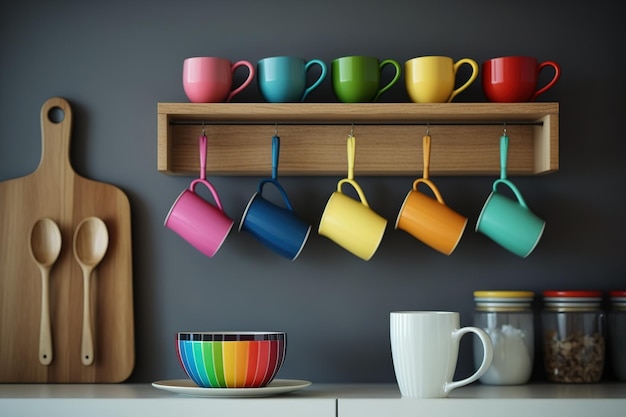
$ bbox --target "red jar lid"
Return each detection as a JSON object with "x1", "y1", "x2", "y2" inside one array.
[
  {"x1": 544, "y1": 290, "x2": 602, "y2": 310},
  {"x1": 543, "y1": 290, "x2": 602, "y2": 298},
  {"x1": 610, "y1": 290, "x2": 626, "y2": 298}
]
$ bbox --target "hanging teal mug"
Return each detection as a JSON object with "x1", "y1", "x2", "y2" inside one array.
[
  {"x1": 475, "y1": 179, "x2": 545, "y2": 258},
  {"x1": 475, "y1": 134, "x2": 545, "y2": 257}
]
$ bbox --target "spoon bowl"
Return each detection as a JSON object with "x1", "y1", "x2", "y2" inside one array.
[
  {"x1": 29, "y1": 218, "x2": 62, "y2": 366},
  {"x1": 73, "y1": 216, "x2": 109, "y2": 366}
]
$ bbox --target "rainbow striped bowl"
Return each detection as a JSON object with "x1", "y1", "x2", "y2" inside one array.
[{"x1": 176, "y1": 331, "x2": 286, "y2": 388}]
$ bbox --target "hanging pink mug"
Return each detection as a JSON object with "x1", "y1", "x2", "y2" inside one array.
[{"x1": 164, "y1": 135, "x2": 234, "y2": 257}]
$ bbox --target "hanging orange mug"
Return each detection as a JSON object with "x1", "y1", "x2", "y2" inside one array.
[
  {"x1": 396, "y1": 178, "x2": 467, "y2": 255},
  {"x1": 395, "y1": 134, "x2": 467, "y2": 255}
]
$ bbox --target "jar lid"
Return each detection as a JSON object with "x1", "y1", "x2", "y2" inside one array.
[
  {"x1": 474, "y1": 290, "x2": 534, "y2": 310},
  {"x1": 610, "y1": 290, "x2": 626, "y2": 306},
  {"x1": 474, "y1": 290, "x2": 535, "y2": 299},
  {"x1": 543, "y1": 290, "x2": 602, "y2": 309},
  {"x1": 543, "y1": 290, "x2": 602, "y2": 298}
]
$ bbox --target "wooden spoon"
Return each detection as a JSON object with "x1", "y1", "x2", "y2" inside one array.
[
  {"x1": 73, "y1": 217, "x2": 108, "y2": 366},
  {"x1": 29, "y1": 218, "x2": 62, "y2": 366}
]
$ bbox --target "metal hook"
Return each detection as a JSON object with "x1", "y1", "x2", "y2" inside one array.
[
  {"x1": 503, "y1": 121, "x2": 507, "y2": 135},
  {"x1": 426, "y1": 122, "x2": 430, "y2": 136},
  {"x1": 202, "y1": 120, "x2": 205, "y2": 136},
  {"x1": 349, "y1": 122, "x2": 354, "y2": 138},
  {"x1": 274, "y1": 122, "x2": 278, "y2": 136}
]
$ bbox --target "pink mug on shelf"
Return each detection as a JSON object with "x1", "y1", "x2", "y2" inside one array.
[
  {"x1": 164, "y1": 135, "x2": 234, "y2": 257},
  {"x1": 183, "y1": 56, "x2": 255, "y2": 103}
]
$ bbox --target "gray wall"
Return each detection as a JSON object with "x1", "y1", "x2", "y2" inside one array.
[{"x1": 1, "y1": 0, "x2": 624, "y2": 383}]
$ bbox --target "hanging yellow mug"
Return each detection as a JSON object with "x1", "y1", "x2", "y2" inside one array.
[
  {"x1": 319, "y1": 178, "x2": 387, "y2": 261},
  {"x1": 318, "y1": 135, "x2": 387, "y2": 260}
]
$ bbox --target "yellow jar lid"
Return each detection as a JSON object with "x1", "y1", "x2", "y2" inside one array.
[{"x1": 474, "y1": 291, "x2": 535, "y2": 298}]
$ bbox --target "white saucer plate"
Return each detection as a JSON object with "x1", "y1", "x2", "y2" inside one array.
[{"x1": 151, "y1": 378, "x2": 312, "y2": 398}]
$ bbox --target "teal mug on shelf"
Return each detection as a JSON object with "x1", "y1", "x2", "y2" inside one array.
[{"x1": 257, "y1": 56, "x2": 327, "y2": 103}]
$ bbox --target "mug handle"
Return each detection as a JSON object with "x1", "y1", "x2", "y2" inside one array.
[
  {"x1": 198, "y1": 134, "x2": 208, "y2": 181},
  {"x1": 374, "y1": 59, "x2": 401, "y2": 102},
  {"x1": 339, "y1": 135, "x2": 370, "y2": 206},
  {"x1": 226, "y1": 60, "x2": 255, "y2": 102},
  {"x1": 337, "y1": 178, "x2": 370, "y2": 208},
  {"x1": 301, "y1": 59, "x2": 328, "y2": 102},
  {"x1": 271, "y1": 135, "x2": 280, "y2": 180},
  {"x1": 492, "y1": 178, "x2": 529, "y2": 209},
  {"x1": 422, "y1": 133, "x2": 431, "y2": 180},
  {"x1": 346, "y1": 134, "x2": 356, "y2": 180},
  {"x1": 448, "y1": 58, "x2": 479, "y2": 103},
  {"x1": 189, "y1": 178, "x2": 225, "y2": 211},
  {"x1": 530, "y1": 60, "x2": 561, "y2": 101},
  {"x1": 191, "y1": 134, "x2": 226, "y2": 210},
  {"x1": 499, "y1": 133, "x2": 508, "y2": 180},
  {"x1": 257, "y1": 178, "x2": 295, "y2": 212},
  {"x1": 412, "y1": 178, "x2": 445, "y2": 205},
  {"x1": 444, "y1": 326, "x2": 494, "y2": 394}
]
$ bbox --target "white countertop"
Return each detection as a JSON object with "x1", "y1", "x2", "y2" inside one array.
[
  {"x1": 4, "y1": 381, "x2": 626, "y2": 398},
  {"x1": 1, "y1": 382, "x2": 625, "y2": 417}
]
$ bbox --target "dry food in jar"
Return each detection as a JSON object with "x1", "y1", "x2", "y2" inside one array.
[
  {"x1": 543, "y1": 330, "x2": 605, "y2": 383},
  {"x1": 542, "y1": 290, "x2": 605, "y2": 383}
]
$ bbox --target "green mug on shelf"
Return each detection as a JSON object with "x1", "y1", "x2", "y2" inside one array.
[{"x1": 331, "y1": 56, "x2": 401, "y2": 103}]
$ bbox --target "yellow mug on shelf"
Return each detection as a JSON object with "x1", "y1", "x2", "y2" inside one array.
[{"x1": 405, "y1": 56, "x2": 478, "y2": 103}]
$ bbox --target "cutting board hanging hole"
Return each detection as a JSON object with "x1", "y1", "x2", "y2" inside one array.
[{"x1": 47, "y1": 107, "x2": 65, "y2": 124}]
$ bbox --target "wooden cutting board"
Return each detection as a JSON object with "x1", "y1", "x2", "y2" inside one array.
[{"x1": 0, "y1": 97, "x2": 134, "y2": 382}]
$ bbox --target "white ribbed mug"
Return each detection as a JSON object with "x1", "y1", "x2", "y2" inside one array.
[{"x1": 390, "y1": 311, "x2": 493, "y2": 398}]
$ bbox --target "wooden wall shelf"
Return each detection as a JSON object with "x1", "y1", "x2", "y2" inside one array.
[{"x1": 157, "y1": 102, "x2": 558, "y2": 176}]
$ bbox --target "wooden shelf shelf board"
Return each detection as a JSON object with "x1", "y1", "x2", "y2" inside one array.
[{"x1": 157, "y1": 103, "x2": 559, "y2": 176}]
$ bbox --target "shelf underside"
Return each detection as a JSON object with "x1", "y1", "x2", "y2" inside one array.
[{"x1": 158, "y1": 103, "x2": 559, "y2": 176}]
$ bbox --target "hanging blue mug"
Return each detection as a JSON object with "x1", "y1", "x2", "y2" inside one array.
[{"x1": 239, "y1": 136, "x2": 311, "y2": 260}]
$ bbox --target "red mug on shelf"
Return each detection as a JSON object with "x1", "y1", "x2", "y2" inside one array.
[{"x1": 482, "y1": 56, "x2": 560, "y2": 102}]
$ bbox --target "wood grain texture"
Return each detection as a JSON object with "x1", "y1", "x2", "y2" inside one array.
[
  {"x1": 157, "y1": 103, "x2": 558, "y2": 176},
  {"x1": 0, "y1": 97, "x2": 134, "y2": 382}
]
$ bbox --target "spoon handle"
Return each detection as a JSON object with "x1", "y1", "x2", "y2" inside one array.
[
  {"x1": 39, "y1": 267, "x2": 53, "y2": 365},
  {"x1": 81, "y1": 267, "x2": 94, "y2": 366}
]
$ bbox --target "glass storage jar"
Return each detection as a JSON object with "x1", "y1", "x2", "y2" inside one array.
[
  {"x1": 542, "y1": 290, "x2": 605, "y2": 383},
  {"x1": 608, "y1": 290, "x2": 626, "y2": 381},
  {"x1": 473, "y1": 290, "x2": 535, "y2": 385}
]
